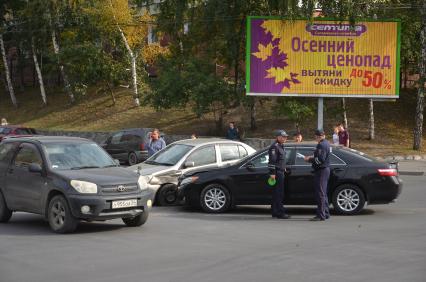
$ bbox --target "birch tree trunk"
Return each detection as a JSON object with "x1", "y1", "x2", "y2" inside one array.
[
  {"x1": 0, "y1": 34, "x2": 17, "y2": 107},
  {"x1": 51, "y1": 27, "x2": 75, "y2": 103},
  {"x1": 413, "y1": 1, "x2": 426, "y2": 150},
  {"x1": 368, "y1": 99, "x2": 375, "y2": 140},
  {"x1": 108, "y1": 0, "x2": 140, "y2": 106},
  {"x1": 32, "y1": 37, "x2": 47, "y2": 105}
]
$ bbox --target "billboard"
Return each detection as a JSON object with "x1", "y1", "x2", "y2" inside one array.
[{"x1": 246, "y1": 17, "x2": 401, "y2": 98}]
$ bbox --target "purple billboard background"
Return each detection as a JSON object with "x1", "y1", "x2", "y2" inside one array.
[{"x1": 249, "y1": 19, "x2": 300, "y2": 94}]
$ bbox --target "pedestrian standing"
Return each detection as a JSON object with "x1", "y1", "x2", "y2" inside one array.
[
  {"x1": 293, "y1": 132, "x2": 303, "y2": 143},
  {"x1": 226, "y1": 122, "x2": 240, "y2": 140},
  {"x1": 338, "y1": 123, "x2": 350, "y2": 147},
  {"x1": 268, "y1": 130, "x2": 291, "y2": 219},
  {"x1": 304, "y1": 129, "x2": 331, "y2": 221},
  {"x1": 1, "y1": 118, "x2": 8, "y2": 126},
  {"x1": 332, "y1": 126, "x2": 340, "y2": 145},
  {"x1": 146, "y1": 128, "x2": 166, "y2": 157}
]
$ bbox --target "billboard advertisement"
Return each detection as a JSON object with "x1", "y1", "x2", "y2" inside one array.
[{"x1": 246, "y1": 17, "x2": 401, "y2": 98}]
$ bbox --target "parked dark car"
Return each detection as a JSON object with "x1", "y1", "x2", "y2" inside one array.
[
  {"x1": 178, "y1": 142, "x2": 402, "y2": 215},
  {"x1": 0, "y1": 136, "x2": 152, "y2": 233},
  {"x1": 102, "y1": 128, "x2": 163, "y2": 166},
  {"x1": 0, "y1": 125, "x2": 37, "y2": 142}
]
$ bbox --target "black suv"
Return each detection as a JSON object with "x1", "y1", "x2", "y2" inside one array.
[
  {"x1": 0, "y1": 136, "x2": 152, "y2": 233},
  {"x1": 102, "y1": 128, "x2": 159, "y2": 166}
]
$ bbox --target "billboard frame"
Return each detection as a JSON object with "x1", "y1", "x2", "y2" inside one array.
[{"x1": 245, "y1": 16, "x2": 401, "y2": 99}]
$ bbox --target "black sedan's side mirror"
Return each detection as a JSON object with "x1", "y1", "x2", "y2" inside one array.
[
  {"x1": 28, "y1": 163, "x2": 43, "y2": 174},
  {"x1": 246, "y1": 162, "x2": 255, "y2": 170}
]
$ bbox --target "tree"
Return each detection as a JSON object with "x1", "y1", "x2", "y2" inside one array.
[{"x1": 0, "y1": 0, "x2": 19, "y2": 107}]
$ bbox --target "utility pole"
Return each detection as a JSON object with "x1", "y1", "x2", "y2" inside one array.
[{"x1": 414, "y1": 0, "x2": 426, "y2": 150}]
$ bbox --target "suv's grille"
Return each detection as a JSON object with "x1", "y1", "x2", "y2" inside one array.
[{"x1": 101, "y1": 183, "x2": 139, "y2": 194}]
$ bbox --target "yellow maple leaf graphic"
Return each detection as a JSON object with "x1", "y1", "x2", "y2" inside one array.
[
  {"x1": 265, "y1": 67, "x2": 289, "y2": 84},
  {"x1": 252, "y1": 43, "x2": 274, "y2": 61}
]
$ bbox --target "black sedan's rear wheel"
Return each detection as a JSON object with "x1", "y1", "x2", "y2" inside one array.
[
  {"x1": 200, "y1": 184, "x2": 231, "y2": 213},
  {"x1": 332, "y1": 184, "x2": 365, "y2": 215},
  {"x1": 122, "y1": 210, "x2": 149, "y2": 227},
  {"x1": 48, "y1": 195, "x2": 78, "y2": 233},
  {"x1": 0, "y1": 191, "x2": 12, "y2": 223},
  {"x1": 128, "y1": 152, "x2": 138, "y2": 166}
]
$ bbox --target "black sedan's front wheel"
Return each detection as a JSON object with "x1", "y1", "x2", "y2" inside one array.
[
  {"x1": 48, "y1": 195, "x2": 78, "y2": 233},
  {"x1": 200, "y1": 184, "x2": 231, "y2": 213},
  {"x1": 332, "y1": 184, "x2": 365, "y2": 215},
  {"x1": 128, "y1": 152, "x2": 139, "y2": 166}
]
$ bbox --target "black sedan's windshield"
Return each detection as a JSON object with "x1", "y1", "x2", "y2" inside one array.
[
  {"x1": 145, "y1": 144, "x2": 193, "y2": 166},
  {"x1": 43, "y1": 142, "x2": 116, "y2": 170}
]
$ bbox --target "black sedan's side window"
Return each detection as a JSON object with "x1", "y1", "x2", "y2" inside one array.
[
  {"x1": 14, "y1": 145, "x2": 43, "y2": 167},
  {"x1": 295, "y1": 148, "x2": 315, "y2": 166},
  {"x1": 251, "y1": 148, "x2": 294, "y2": 168}
]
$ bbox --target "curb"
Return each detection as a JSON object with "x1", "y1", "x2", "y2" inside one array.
[{"x1": 375, "y1": 154, "x2": 426, "y2": 161}]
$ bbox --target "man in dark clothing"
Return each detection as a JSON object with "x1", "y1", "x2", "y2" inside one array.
[
  {"x1": 226, "y1": 122, "x2": 240, "y2": 140},
  {"x1": 268, "y1": 130, "x2": 291, "y2": 219},
  {"x1": 305, "y1": 129, "x2": 331, "y2": 221},
  {"x1": 338, "y1": 123, "x2": 350, "y2": 147}
]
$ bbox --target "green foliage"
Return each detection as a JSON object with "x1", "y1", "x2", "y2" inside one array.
[{"x1": 274, "y1": 98, "x2": 315, "y2": 130}]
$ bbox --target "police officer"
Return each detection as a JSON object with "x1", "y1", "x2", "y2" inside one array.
[
  {"x1": 268, "y1": 130, "x2": 291, "y2": 219},
  {"x1": 305, "y1": 129, "x2": 331, "y2": 221}
]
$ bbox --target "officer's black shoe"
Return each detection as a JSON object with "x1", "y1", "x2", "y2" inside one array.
[
  {"x1": 310, "y1": 216, "x2": 325, "y2": 221},
  {"x1": 276, "y1": 214, "x2": 291, "y2": 219}
]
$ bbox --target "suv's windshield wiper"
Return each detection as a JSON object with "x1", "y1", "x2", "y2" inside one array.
[{"x1": 70, "y1": 166, "x2": 100, "y2": 170}]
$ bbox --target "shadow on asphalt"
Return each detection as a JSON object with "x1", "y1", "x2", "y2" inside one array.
[
  {"x1": 0, "y1": 214, "x2": 127, "y2": 236},
  {"x1": 154, "y1": 205, "x2": 376, "y2": 221}
]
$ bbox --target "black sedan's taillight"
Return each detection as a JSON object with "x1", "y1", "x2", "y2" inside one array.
[{"x1": 377, "y1": 168, "x2": 398, "y2": 176}]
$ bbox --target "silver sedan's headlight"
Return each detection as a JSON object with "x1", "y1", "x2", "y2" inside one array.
[
  {"x1": 70, "y1": 180, "x2": 98, "y2": 194},
  {"x1": 138, "y1": 176, "x2": 148, "y2": 190}
]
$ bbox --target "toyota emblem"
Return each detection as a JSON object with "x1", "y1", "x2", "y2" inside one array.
[{"x1": 117, "y1": 185, "x2": 126, "y2": 192}]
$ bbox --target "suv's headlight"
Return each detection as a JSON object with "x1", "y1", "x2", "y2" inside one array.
[
  {"x1": 138, "y1": 176, "x2": 148, "y2": 190},
  {"x1": 70, "y1": 180, "x2": 98, "y2": 194}
]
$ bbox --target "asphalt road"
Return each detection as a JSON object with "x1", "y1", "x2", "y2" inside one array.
[{"x1": 0, "y1": 161, "x2": 425, "y2": 282}]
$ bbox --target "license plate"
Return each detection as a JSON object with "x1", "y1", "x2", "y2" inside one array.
[{"x1": 112, "y1": 199, "x2": 138, "y2": 209}]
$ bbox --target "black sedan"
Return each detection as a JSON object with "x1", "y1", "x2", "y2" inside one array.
[{"x1": 178, "y1": 142, "x2": 402, "y2": 215}]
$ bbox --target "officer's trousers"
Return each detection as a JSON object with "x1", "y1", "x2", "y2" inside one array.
[
  {"x1": 271, "y1": 171, "x2": 286, "y2": 216},
  {"x1": 314, "y1": 167, "x2": 330, "y2": 219}
]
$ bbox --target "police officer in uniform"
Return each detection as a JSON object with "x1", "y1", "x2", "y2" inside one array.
[
  {"x1": 268, "y1": 130, "x2": 291, "y2": 219},
  {"x1": 305, "y1": 129, "x2": 331, "y2": 221}
]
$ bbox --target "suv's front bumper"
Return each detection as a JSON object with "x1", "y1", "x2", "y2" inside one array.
[{"x1": 67, "y1": 190, "x2": 153, "y2": 221}]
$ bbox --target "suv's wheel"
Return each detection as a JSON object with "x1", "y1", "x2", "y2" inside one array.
[
  {"x1": 0, "y1": 191, "x2": 12, "y2": 223},
  {"x1": 122, "y1": 210, "x2": 149, "y2": 227},
  {"x1": 48, "y1": 195, "x2": 78, "y2": 233},
  {"x1": 128, "y1": 152, "x2": 138, "y2": 166},
  {"x1": 200, "y1": 184, "x2": 231, "y2": 213},
  {"x1": 157, "y1": 184, "x2": 178, "y2": 206},
  {"x1": 332, "y1": 184, "x2": 365, "y2": 215}
]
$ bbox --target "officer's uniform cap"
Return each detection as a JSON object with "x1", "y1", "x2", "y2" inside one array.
[{"x1": 275, "y1": 130, "x2": 289, "y2": 137}]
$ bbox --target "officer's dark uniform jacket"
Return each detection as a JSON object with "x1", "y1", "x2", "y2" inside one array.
[
  {"x1": 268, "y1": 142, "x2": 286, "y2": 174},
  {"x1": 312, "y1": 139, "x2": 331, "y2": 170}
]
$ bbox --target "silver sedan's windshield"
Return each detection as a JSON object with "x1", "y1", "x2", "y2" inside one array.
[
  {"x1": 145, "y1": 144, "x2": 193, "y2": 166},
  {"x1": 43, "y1": 142, "x2": 116, "y2": 170}
]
